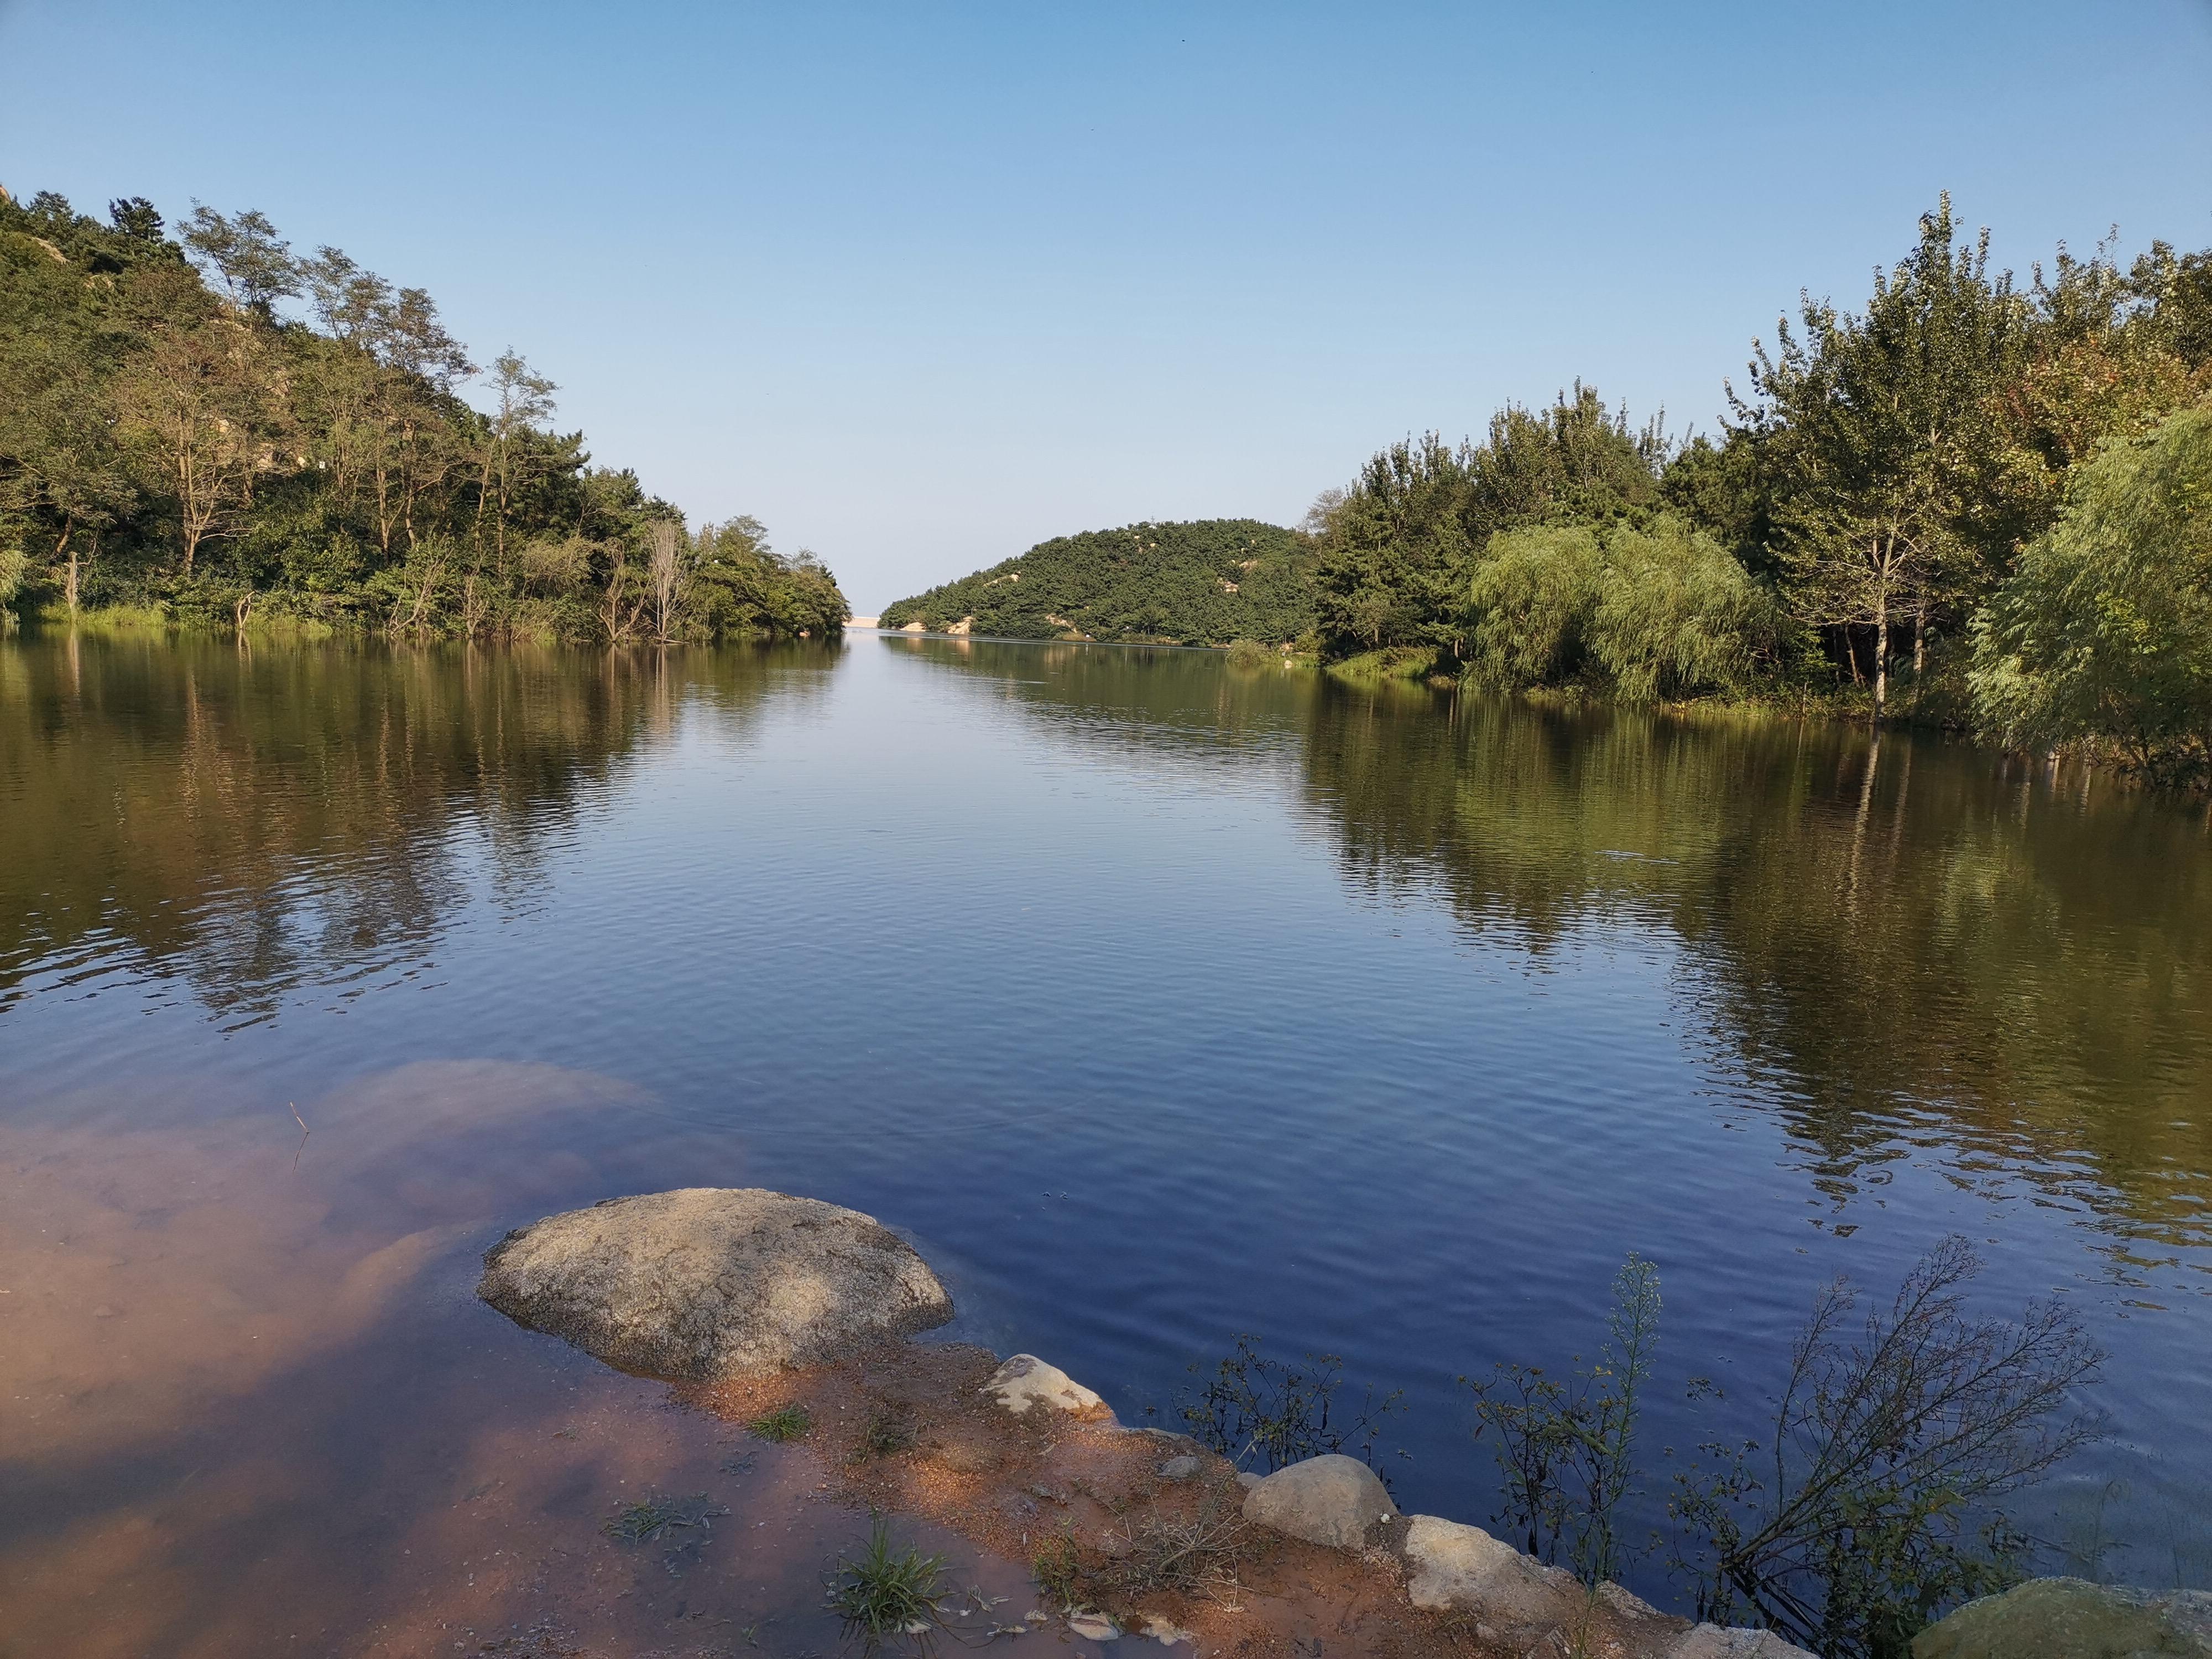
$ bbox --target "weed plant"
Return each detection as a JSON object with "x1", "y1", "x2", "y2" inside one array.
[
  {"x1": 747, "y1": 1404, "x2": 811, "y2": 1442},
  {"x1": 827, "y1": 1516, "x2": 949, "y2": 1649}
]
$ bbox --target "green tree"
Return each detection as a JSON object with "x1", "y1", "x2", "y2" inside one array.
[
  {"x1": 1736, "y1": 197, "x2": 2031, "y2": 717},
  {"x1": 1969, "y1": 400, "x2": 2212, "y2": 783}
]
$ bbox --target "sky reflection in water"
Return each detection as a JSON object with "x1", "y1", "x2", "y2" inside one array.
[{"x1": 2, "y1": 631, "x2": 2208, "y2": 1646}]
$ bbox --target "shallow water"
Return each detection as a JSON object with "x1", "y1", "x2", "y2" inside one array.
[{"x1": 2, "y1": 630, "x2": 2208, "y2": 1645}]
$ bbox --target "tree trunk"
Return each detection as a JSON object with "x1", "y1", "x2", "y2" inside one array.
[
  {"x1": 1872, "y1": 592, "x2": 1890, "y2": 722},
  {"x1": 1912, "y1": 608, "x2": 1926, "y2": 677}
]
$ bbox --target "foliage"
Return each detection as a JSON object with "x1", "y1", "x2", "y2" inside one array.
[
  {"x1": 1463, "y1": 1255, "x2": 1660, "y2": 1587},
  {"x1": 0, "y1": 186, "x2": 847, "y2": 640},
  {"x1": 1451, "y1": 518, "x2": 1782, "y2": 698},
  {"x1": 1670, "y1": 1238, "x2": 2105, "y2": 1659},
  {"x1": 879, "y1": 519, "x2": 1314, "y2": 645},
  {"x1": 1969, "y1": 401, "x2": 2212, "y2": 784},
  {"x1": 1302, "y1": 200, "x2": 2211, "y2": 750},
  {"x1": 827, "y1": 1516, "x2": 949, "y2": 1648},
  {"x1": 1311, "y1": 385, "x2": 1666, "y2": 660},
  {"x1": 746, "y1": 1403, "x2": 812, "y2": 1442},
  {"x1": 1181, "y1": 1334, "x2": 1403, "y2": 1474}
]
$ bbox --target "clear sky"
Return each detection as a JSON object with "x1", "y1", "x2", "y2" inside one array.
[{"x1": 5, "y1": 1, "x2": 2209, "y2": 610}]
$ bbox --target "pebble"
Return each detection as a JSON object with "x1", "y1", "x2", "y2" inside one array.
[{"x1": 1157, "y1": 1455, "x2": 1202, "y2": 1481}]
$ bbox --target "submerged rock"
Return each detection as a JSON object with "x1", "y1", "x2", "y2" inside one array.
[
  {"x1": 1066, "y1": 1612, "x2": 1119, "y2": 1641},
  {"x1": 982, "y1": 1353, "x2": 1110, "y2": 1419},
  {"x1": 477, "y1": 1188, "x2": 952, "y2": 1381},
  {"x1": 1911, "y1": 1577, "x2": 2212, "y2": 1658},
  {"x1": 1241, "y1": 1454, "x2": 1395, "y2": 1549}
]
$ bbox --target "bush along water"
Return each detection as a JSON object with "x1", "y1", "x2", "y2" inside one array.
[{"x1": 1171, "y1": 1241, "x2": 2105, "y2": 1659}]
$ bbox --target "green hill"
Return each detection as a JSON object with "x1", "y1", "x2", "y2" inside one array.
[{"x1": 878, "y1": 519, "x2": 1316, "y2": 645}]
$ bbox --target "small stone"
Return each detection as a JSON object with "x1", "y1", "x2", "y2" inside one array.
[
  {"x1": 1067, "y1": 1612, "x2": 1119, "y2": 1642},
  {"x1": 984, "y1": 1354, "x2": 1110, "y2": 1419},
  {"x1": 1157, "y1": 1455, "x2": 1202, "y2": 1482},
  {"x1": 1241, "y1": 1454, "x2": 1395, "y2": 1550},
  {"x1": 91, "y1": 1305, "x2": 118, "y2": 1319},
  {"x1": 1024, "y1": 1610, "x2": 1050, "y2": 1625},
  {"x1": 1139, "y1": 1616, "x2": 1195, "y2": 1646}
]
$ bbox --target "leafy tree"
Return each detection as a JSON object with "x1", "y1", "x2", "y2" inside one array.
[
  {"x1": 1312, "y1": 385, "x2": 1666, "y2": 661},
  {"x1": 1732, "y1": 197, "x2": 2032, "y2": 716},
  {"x1": 1969, "y1": 400, "x2": 2212, "y2": 783}
]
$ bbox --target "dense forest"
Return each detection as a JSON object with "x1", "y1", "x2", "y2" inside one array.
[
  {"x1": 1307, "y1": 199, "x2": 2212, "y2": 780},
  {"x1": 0, "y1": 185, "x2": 847, "y2": 641},
  {"x1": 878, "y1": 518, "x2": 1314, "y2": 645}
]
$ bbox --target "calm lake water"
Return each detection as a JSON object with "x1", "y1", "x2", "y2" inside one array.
[{"x1": 3, "y1": 630, "x2": 2209, "y2": 1647}]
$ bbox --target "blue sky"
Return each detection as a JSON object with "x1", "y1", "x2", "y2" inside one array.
[{"x1": 5, "y1": 1, "x2": 2209, "y2": 609}]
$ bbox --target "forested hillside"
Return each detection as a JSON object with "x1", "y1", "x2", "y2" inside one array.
[
  {"x1": 0, "y1": 186, "x2": 846, "y2": 641},
  {"x1": 878, "y1": 519, "x2": 1314, "y2": 645},
  {"x1": 1307, "y1": 199, "x2": 2212, "y2": 780}
]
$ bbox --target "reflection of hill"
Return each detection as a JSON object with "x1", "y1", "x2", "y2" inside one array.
[
  {"x1": 896, "y1": 637, "x2": 2212, "y2": 1252},
  {"x1": 0, "y1": 636, "x2": 820, "y2": 1020}
]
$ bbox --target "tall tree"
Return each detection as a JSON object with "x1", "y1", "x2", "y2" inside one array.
[{"x1": 1735, "y1": 197, "x2": 2031, "y2": 716}]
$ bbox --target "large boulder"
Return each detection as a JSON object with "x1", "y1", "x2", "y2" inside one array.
[
  {"x1": 1241, "y1": 1454, "x2": 1395, "y2": 1550},
  {"x1": 1912, "y1": 1577, "x2": 2212, "y2": 1659},
  {"x1": 478, "y1": 1188, "x2": 952, "y2": 1381}
]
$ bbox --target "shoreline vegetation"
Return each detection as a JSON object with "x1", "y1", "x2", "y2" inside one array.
[
  {"x1": 0, "y1": 185, "x2": 849, "y2": 646},
  {"x1": 880, "y1": 200, "x2": 2212, "y2": 787}
]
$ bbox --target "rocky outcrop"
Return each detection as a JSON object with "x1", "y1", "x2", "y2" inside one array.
[
  {"x1": 477, "y1": 1188, "x2": 952, "y2": 1381},
  {"x1": 981, "y1": 1353, "x2": 1112, "y2": 1419},
  {"x1": 1241, "y1": 1454, "x2": 1396, "y2": 1550},
  {"x1": 1911, "y1": 1577, "x2": 2212, "y2": 1658}
]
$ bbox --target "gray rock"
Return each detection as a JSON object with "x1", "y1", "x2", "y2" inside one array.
[
  {"x1": 1235, "y1": 1471, "x2": 1263, "y2": 1491},
  {"x1": 1157, "y1": 1455, "x2": 1203, "y2": 1482},
  {"x1": 1241, "y1": 1454, "x2": 1395, "y2": 1550},
  {"x1": 983, "y1": 1354, "x2": 1110, "y2": 1419},
  {"x1": 1911, "y1": 1577, "x2": 2212, "y2": 1658},
  {"x1": 1667, "y1": 1626, "x2": 1820, "y2": 1659},
  {"x1": 477, "y1": 1188, "x2": 952, "y2": 1381},
  {"x1": 1402, "y1": 1515, "x2": 1580, "y2": 1632}
]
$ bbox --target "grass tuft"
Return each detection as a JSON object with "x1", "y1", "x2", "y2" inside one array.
[
  {"x1": 747, "y1": 1403, "x2": 812, "y2": 1442},
  {"x1": 826, "y1": 1515, "x2": 948, "y2": 1647},
  {"x1": 1031, "y1": 1526, "x2": 1083, "y2": 1609}
]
